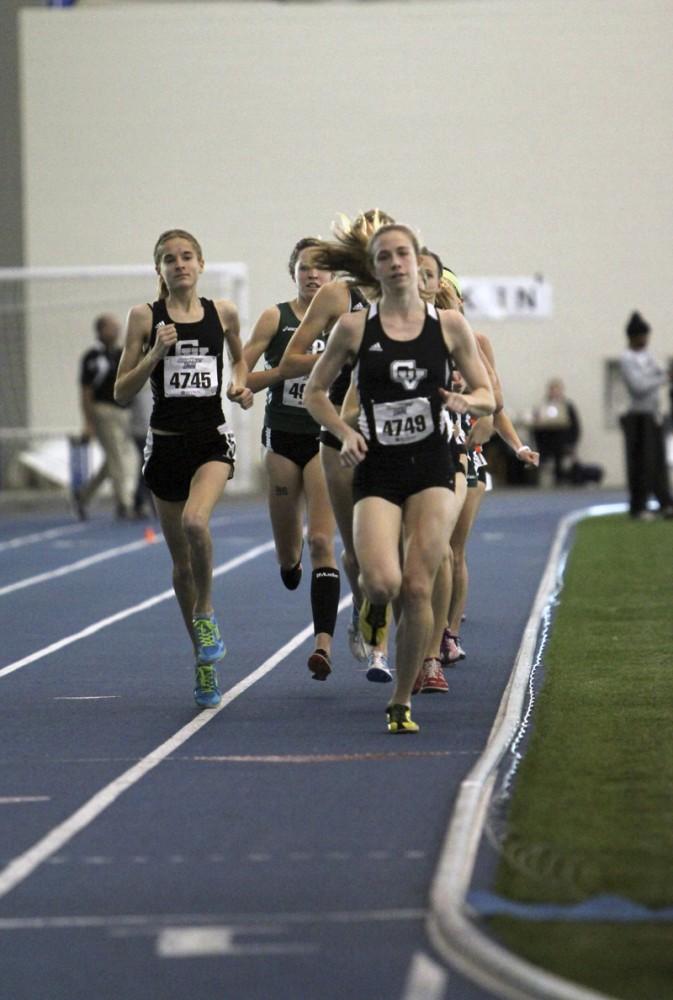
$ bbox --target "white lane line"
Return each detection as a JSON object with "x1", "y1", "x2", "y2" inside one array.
[
  {"x1": 0, "y1": 797, "x2": 50, "y2": 805},
  {"x1": 54, "y1": 696, "x2": 120, "y2": 701},
  {"x1": 156, "y1": 925, "x2": 317, "y2": 958},
  {"x1": 0, "y1": 906, "x2": 424, "y2": 932},
  {"x1": 0, "y1": 509, "x2": 263, "y2": 557},
  {"x1": 0, "y1": 540, "x2": 275, "y2": 679},
  {"x1": 0, "y1": 524, "x2": 86, "y2": 554},
  {"x1": 0, "y1": 596, "x2": 351, "y2": 901},
  {"x1": 0, "y1": 537, "x2": 161, "y2": 598},
  {"x1": 402, "y1": 951, "x2": 448, "y2": 1000}
]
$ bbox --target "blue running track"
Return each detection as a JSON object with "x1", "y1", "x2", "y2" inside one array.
[{"x1": 0, "y1": 488, "x2": 622, "y2": 1000}]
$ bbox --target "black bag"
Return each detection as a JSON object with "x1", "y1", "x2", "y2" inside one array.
[{"x1": 568, "y1": 460, "x2": 603, "y2": 485}]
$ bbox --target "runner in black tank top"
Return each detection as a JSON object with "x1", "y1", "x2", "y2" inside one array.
[
  {"x1": 114, "y1": 229, "x2": 252, "y2": 710},
  {"x1": 304, "y1": 223, "x2": 494, "y2": 734},
  {"x1": 243, "y1": 237, "x2": 340, "y2": 682}
]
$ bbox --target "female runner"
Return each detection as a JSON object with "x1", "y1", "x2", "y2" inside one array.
[
  {"x1": 114, "y1": 229, "x2": 252, "y2": 708},
  {"x1": 243, "y1": 238, "x2": 340, "y2": 681},
  {"x1": 304, "y1": 224, "x2": 494, "y2": 733}
]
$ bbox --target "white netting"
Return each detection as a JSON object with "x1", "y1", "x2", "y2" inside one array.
[{"x1": 0, "y1": 264, "x2": 257, "y2": 495}]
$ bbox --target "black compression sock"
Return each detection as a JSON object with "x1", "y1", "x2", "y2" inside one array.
[{"x1": 310, "y1": 567, "x2": 340, "y2": 636}]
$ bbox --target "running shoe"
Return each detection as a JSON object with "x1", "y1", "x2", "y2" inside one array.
[
  {"x1": 419, "y1": 657, "x2": 449, "y2": 694},
  {"x1": 365, "y1": 650, "x2": 392, "y2": 683},
  {"x1": 307, "y1": 648, "x2": 332, "y2": 681},
  {"x1": 440, "y1": 627, "x2": 465, "y2": 668},
  {"x1": 192, "y1": 613, "x2": 226, "y2": 665},
  {"x1": 386, "y1": 703, "x2": 419, "y2": 734},
  {"x1": 359, "y1": 598, "x2": 391, "y2": 647},
  {"x1": 193, "y1": 663, "x2": 222, "y2": 709},
  {"x1": 347, "y1": 605, "x2": 368, "y2": 662},
  {"x1": 280, "y1": 559, "x2": 302, "y2": 590}
]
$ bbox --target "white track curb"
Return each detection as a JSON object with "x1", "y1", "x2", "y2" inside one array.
[{"x1": 427, "y1": 503, "x2": 626, "y2": 1000}]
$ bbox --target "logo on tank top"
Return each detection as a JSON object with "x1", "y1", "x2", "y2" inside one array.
[
  {"x1": 176, "y1": 339, "x2": 209, "y2": 357},
  {"x1": 390, "y1": 360, "x2": 428, "y2": 391}
]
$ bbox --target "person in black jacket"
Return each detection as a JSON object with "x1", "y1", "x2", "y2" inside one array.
[{"x1": 75, "y1": 313, "x2": 138, "y2": 519}]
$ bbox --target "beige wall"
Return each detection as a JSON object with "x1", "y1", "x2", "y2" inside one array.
[{"x1": 19, "y1": 0, "x2": 673, "y2": 485}]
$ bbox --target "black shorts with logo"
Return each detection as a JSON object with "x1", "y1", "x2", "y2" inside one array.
[
  {"x1": 262, "y1": 426, "x2": 320, "y2": 469},
  {"x1": 352, "y1": 439, "x2": 455, "y2": 507},
  {"x1": 143, "y1": 424, "x2": 236, "y2": 502}
]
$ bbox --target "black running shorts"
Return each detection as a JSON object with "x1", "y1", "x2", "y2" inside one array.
[
  {"x1": 261, "y1": 426, "x2": 320, "y2": 469},
  {"x1": 143, "y1": 424, "x2": 236, "y2": 502},
  {"x1": 353, "y1": 440, "x2": 455, "y2": 507}
]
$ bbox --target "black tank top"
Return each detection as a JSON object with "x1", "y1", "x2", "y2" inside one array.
[
  {"x1": 148, "y1": 297, "x2": 225, "y2": 433},
  {"x1": 354, "y1": 302, "x2": 453, "y2": 453}
]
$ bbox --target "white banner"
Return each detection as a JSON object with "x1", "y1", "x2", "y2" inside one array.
[{"x1": 460, "y1": 276, "x2": 552, "y2": 320}]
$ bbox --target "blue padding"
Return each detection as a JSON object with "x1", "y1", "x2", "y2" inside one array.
[{"x1": 468, "y1": 890, "x2": 673, "y2": 923}]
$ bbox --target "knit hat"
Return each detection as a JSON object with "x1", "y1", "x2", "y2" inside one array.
[{"x1": 626, "y1": 311, "x2": 650, "y2": 339}]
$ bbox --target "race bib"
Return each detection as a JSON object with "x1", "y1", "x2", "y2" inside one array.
[
  {"x1": 282, "y1": 376, "x2": 308, "y2": 408},
  {"x1": 373, "y1": 397, "x2": 433, "y2": 446},
  {"x1": 164, "y1": 355, "x2": 218, "y2": 397}
]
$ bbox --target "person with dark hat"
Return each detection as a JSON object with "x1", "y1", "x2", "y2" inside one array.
[{"x1": 619, "y1": 311, "x2": 673, "y2": 519}]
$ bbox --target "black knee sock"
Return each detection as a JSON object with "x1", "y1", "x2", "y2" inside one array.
[{"x1": 310, "y1": 567, "x2": 340, "y2": 637}]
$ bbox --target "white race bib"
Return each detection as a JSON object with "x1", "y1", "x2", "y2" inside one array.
[
  {"x1": 164, "y1": 355, "x2": 218, "y2": 397},
  {"x1": 282, "y1": 376, "x2": 308, "y2": 408},
  {"x1": 373, "y1": 397, "x2": 433, "y2": 446}
]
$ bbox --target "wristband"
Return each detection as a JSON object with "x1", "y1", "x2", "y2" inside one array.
[{"x1": 516, "y1": 444, "x2": 530, "y2": 455}]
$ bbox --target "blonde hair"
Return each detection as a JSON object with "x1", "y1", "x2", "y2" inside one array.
[
  {"x1": 435, "y1": 274, "x2": 463, "y2": 311},
  {"x1": 310, "y1": 209, "x2": 395, "y2": 290},
  {"x1": 153, "y1": 228, "x2": 204, "y2": 299}
]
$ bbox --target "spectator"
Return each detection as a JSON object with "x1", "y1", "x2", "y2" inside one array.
[
  {"x1": 531, "y1": 378, "x2": 580, "y2": 485},
  {"x1": 619, "y1": 311, "x2": 673, "y2": 520},
  {"x1": 74, "y1": 313, "x2": 138, "y2": 519}
]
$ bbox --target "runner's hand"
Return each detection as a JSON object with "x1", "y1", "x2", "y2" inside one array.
[
  {"x1": 339, "y1": 428, "x2": 368, "y2": 468},
  {"x1": 439, "y1": 387, "x2": 470, "y2": 414},
  {"x1": 151, "y1": 321, "x2": 178, "y2": 359},
  {"x1": 227, "y1": 383, "x2": 254, "y2": 409}
]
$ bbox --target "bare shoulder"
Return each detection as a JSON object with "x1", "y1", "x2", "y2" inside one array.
[
  {"x1": 248, "y1": 304, "x2": 280, "y2": 343},
  {"x1": 314, "y1": 279, "x2": 352, "y2": 312},
  {"x1": 254, "y1": 304, "x2": 281, "y2": 330},
  {"x1": 126, "y1": 302, "x2": 153, "y2": 339},
  {"x1": 437, "y1": 306, "x2": 471, "y2": 341},
  {"x1": 320, "y1": 278, "x2": 351, "y2": 312},
  {"x1": 334, "y1": 308, "x2": 366, "y2": 336},
  {"x1": 214, "y1": 297, "x2": 240, "y2": 331}
]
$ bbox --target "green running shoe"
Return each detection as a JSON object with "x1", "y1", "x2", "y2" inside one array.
[
  {"x1": 386, "y1": 703, "x2": 419, "y2": 734},
  {"x1": 193, "y1": 663, "x2": 222, "y2": 709},
  {"x1": 192, "y1": 613, "x2": 226, "y2": 665}
]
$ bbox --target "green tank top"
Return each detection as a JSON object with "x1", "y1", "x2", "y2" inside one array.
[{"x1": 264, "y1": 301, "x2": 325, "y2": 434}]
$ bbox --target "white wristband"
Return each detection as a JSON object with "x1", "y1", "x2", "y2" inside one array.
[{"x1": 515, "y1": 444, "x2": 529, "y2": 455}]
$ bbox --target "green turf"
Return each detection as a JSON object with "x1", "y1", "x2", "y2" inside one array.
[{"x1": 488, "y1": 514, "x2": 673, "y2": 998}]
